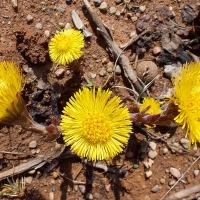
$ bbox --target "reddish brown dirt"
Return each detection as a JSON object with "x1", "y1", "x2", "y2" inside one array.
[{"x1": 0, "y1": 0, "x2": 200, "y2": 200}]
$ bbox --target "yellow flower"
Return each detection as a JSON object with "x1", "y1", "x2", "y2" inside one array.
[
  {"x1": 0, "y1": 61, "x2": 23, "y2": 123},
  {"x1": 49, "y1": 29, "x2": 84, "y2": 65},
  {"x1": 171, "y1": 62, "x2": 200, "y2": 147},
  {"x1": 60, "y1": 87, "x2": 132, "y2": 161},
  {"x1": 139, "y1": 97, "x2": 161, "y2": 115}
]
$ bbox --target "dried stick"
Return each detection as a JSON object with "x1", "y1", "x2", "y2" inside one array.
[
  {"x1": 82, "y1": 0, "x2": 147, "y2": 97},
  {"x1": 165, "y1": 184, "x2": 200, "y2": 200}
]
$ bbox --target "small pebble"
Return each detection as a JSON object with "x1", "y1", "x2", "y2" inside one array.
[
  {"x1": 148, "y1": 150, "x2": 158, "y2": 159},
  {"x1": 102, "y1": 57, "x2": 108, "y2": 64},
  {"x1": 169, "y1": 180, "x2": 176, "y2": 186},
  {"x1": 31, "y1": 149, "x2": 36, "y2": 154},
  {"x1": 164, "y1": 64, "x2": 180, "y2": 79},
  {"x1": 90, "y1": 73, "x2": 96, "y2": 79},
  {"x1": 56, "y1": 6, "x2": 66, "y2": 13},
  {"x1": 99, "y1": 69, "x2": 107, "y2": 77},
  {"x1": 194, "y1": 170, "x2": 199, "y2": 177},
  {"x1": 52, "y1": 171, "x2": 58, "y2": 179},
  {"x1": 152, "y1": 46, "x2": 161, "y2": 55},
  {"x1": 162, "y1": 147, "x2": 168, "y2": 154},
  {"x1": 51, "y1": 179, "x2": 56, "y2": 185},
  {"x1": 170, "y1": 167, "x2": 181, "y2": 178},
  {"x1": 28, "y1": 169, "x2": 36, "y2": 175},
  {"x1": 149, "y1": 141, "x2": 157, "y2": 151},
  {"x1": 59, "y1": 22, "x2": 65, "y2": 28},
  {"x1": 115, "y1": 11, "x2": 120, "y2": 17},
  {"x1": 115, "y1": 65, "x2": 121, "y2": 75},
  {"x1": 78, "y1": 185, "x2": 86, "y2": 194},
  {"x1": 160, "y1": 178, "x2": 165, "y2": 184},
  {"x1": 99, "y1": 2, "x2": 108, "y2": 12},
  {"x1": 26, "y1": 14, "x2": 33, "y2": 22},
  {"x1": 169, "y1": 6, "x2": 173, "y2": 11},
  {"x1": 109, "y1": 7, "x2": 116, "y2": 14},
  {"x1": 131, "y1": 16, "x2": 138, "y2": 22},
  {"x1": 133, "y1": 164, "x2": 139, "y2": 169},
  {"x1": 65, "y1": 23, "x2": 71, "y2": 29},
  {"x1": 74, "y1": 185, "x2": 78, "y2": 191},
  {"x1": 25, "y1": 176, "x2": 33, "y2": 184},
  {"x1": 151, "y1": 185, "x2": 159, "y2": 193},
  {"x1": 29, "y1": 141, "x2": 37, "y2": 148},
  {"x1": 35, "y1": 23, "x2": 43, "y2": 30},
  {"x1": 130, "y1": 31, "x2": 137, "y2": 38},
  {"x1": 49, "y1": 191, "x2": 54, "y2": 200},
  {"x1": 115, "y1": 0, "x2": 122, "y2": 4},
  {"x1": 55, "y1": 68, "x2": 65, "y2": 78},
  {"x1": 86, "y1": 193, "x2": 93, "y2": 200},
  {"x1": 139, "y1": 5, "x2": 146, "y2": 12},
  {"x1": 44, "y1": 30, "x2": 50, "y2": 38},
  {"x1": 165, "y1": 169, "x2": 169, "y2": 173},
  {"x1": 180, "y1": 138, "x2": 189, "y2": 149},
  {"x1": 11, "y1": 0, "x2": 18, "y2": 8},
  {"x1": 146, "y1": 170, "x2": 153, "y2": 178},
  {"x1": 55, "y1": 142, "x2": 61, "y2": 150}
]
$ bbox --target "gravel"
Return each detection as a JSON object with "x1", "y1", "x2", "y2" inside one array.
[
  {"x1": 148, "y1": 150, "x2": 158, "y2": 159},
  {"x1": 99, "y1": 2, "x2": 108, "y2": 12},
  {"x1": 149, "y1": 141, "x2": 157, "y2": 151},
  {"x1": 35, "y1": 23, "x2": 43, "y2": 30},
  {"x1": 151, "y1": 185, "x2": 159, "y2": 193},
  {"x1": 170, "y1": 167, "x2": 181, "y2": 178},
  {"x1": 29, "y1": 140, "x2": 37, "y2": 148}
]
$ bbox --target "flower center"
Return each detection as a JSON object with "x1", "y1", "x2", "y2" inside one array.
[
  {"x1": 82, "y1": 112, "x2": 113, "y2": 144},
  {"x1": 57, "y1": 36, "x2": 69, "y2": 51}
]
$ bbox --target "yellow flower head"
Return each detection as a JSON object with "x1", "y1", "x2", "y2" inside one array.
[
  {"x1": 139, "y1": 97, "x2": 161, "y2": 115},
  {"x1": 60, "y1": 87, "x2": 132, "y2": 161},
  {"x1": 49, "y1": 29, "x2": 84, "y2": 65},
  {"x1": 0, "y1": 61, "x2": 23, "y2": 123},
  {"x1": 171, "y1": 62, "x2": 200, "y2": 147}
]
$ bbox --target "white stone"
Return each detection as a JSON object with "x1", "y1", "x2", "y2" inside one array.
[
  {"x1": 151, "y1": 185, "x2": 159, "y2": 193},
  {"x1": 194, "y1": 170, "x2": 200, "y2": 177},
  {"x1": 99, "y1": 2, "x2": 108, "y2": 12},
  {"x1": 139, "y1": 5, "x2": 146, "y2": 12},
  {"x1": 109, "y1": 7, "x2": 116, "y2": 14},
  {"x1": 146, "y1": 170, "x2": 153, "y2": 178},
  {"x1": 149, "y1": 141, "x2": 157, "y2": 150},
  {"x1": 115, "y1": 65, "x2": 121, "y2": 75},
  {"x1": 148, "y1": 150, "x2": 158, "y2": 159},
  {"x1": 86, "y1": 193, "x2": 93, "y2": 200},
  {"x1": 180, "y1": 138, "x2": 189, "y2": 149},
  {"x1": 152, "y1": 46, "x2": 161, "y2": 55},
  {"x1": 55, "y1": 68, "x2": 65, "y2": 78},
  {"x1": 44, "y1": 30, "x2": 50, "y2": 38},
  {"x1": 170, "y1": 167, "x2": 181, "y2": 178},
  {"x1": 25, "y1": 176, "x2": 33, "y2": 184},
  {"x1": 65, "y1": 23, "x2": 71, "y2": 29},
  {"x1": 26, "y1": 14, "x2": 33, "y2": 22},
  {"x1": 29, "y1": 140, "x2": 37, "y2": 148},
  {"x1": 130, "y1": 31, "x2": 137, "y2": 38},
  {"x1": 131, "y1": 16, "x2": 138, "y2": 22},
  {"x1": 162, "y1": 147, "x2": 168, "y2": 154}
]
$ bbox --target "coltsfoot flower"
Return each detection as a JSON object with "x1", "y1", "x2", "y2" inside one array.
[
  {"x1": 139, "y1": 97, "x2": 161, "y2": 115},
  {"x1": 0, "y1": 61, "x2": 60, "y2": 141},
  {"x1": 61, "y1": 87, "x2": 132, "y2": 161},
  {"x1": 49, "y1": 29, "x2": 84, "y2": 66},
  {"x1": 0, "y1": 61, "x2": 23, "y2": 123},
  {"x1": 171, "y1": 62, "x2": 200, "y2": 147}
]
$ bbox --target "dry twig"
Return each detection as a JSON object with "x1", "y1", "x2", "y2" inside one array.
[{"x1": 82, "y1": 0, "x2": 147, "y2": 97}]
